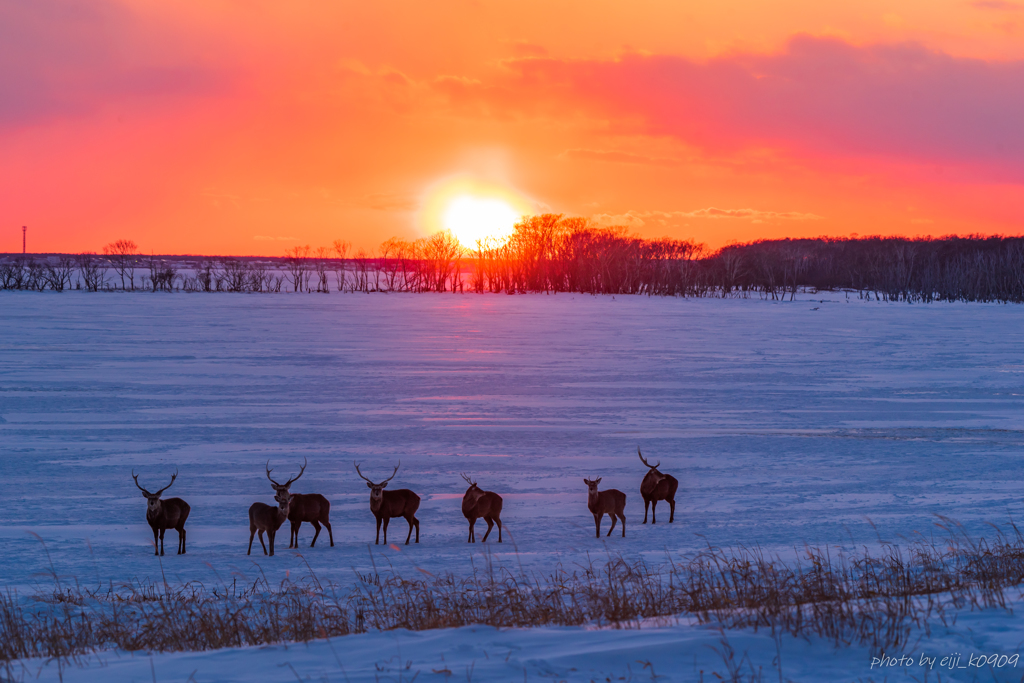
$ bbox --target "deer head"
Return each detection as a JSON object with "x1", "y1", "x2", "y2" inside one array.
[
  {"x1": 354, "y1": 461, "x2": 399, "y2": 504},
  {"x1": 133, "y1": 469, "x2": 177, "y2": 514},
  {"x1": 638, "y1": 448, "x2": 668, "y2": 482},
  {"x1": 460, "y1": 472, "x2": 479, "y2": 493},
  {"x1": 583, "y1": 477, "x2": 602, "y2": 494},
  {"x1": 273, "y1": 489, "x2": 293, "y2": 515},
  {"x1": 266, "y1": 458, "x2": 306, "y2": 494}
]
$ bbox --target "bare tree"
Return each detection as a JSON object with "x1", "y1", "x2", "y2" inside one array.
[
  {"x1": 285, "y1": 246, "x2": 311, "y2": 293},
  {"x1": 76, "y1": 253, "x2": 106, "y2": 291},
  {"x1": 313, "y1": 247, "x2": 331, "y2": 293},
  {"x1": 44, "y1": 256, "x2": 75, "y2": 292},
  {"x1": 332, "y1": 239, "x2": 350, "y2": 291},
  {"x1": 103, "y1": 239, "x2": 140, "y2": 290}
]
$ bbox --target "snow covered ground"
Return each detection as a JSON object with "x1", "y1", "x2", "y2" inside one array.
[{"x1": 3, "y1": 291, "x2": 1024, "y2": 681}]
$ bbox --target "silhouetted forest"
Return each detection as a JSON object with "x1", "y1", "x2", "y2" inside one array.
[{"x1": 3, "y1": 215, "x2": 1023, "y2": 302}]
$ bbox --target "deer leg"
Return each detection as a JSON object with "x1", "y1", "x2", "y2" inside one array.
[
  {"x1": 268, "y1": 530, "x2": 276, "y2": 556},
  {"x1": 413, "y1": 516, "x2": 420, "y2": 543},
  {"x1": 375, "y1": 516, "x2": 382, "y2": 545},
  {"x1": 468, "y1": 518, "x2": 475, "y2": 543},
  {"x1": 310, "y1": 521, "x2": 322, "y2": 548},
  {"x1": 248, "y1": 527, "x2": 256, "y2": 555},
  {"x1": 619, "y1": 513, "x2": 626, "y2": 538},
  {"x1": 594, "y1": 513, "x2": 602, "y2": 538},
  {"x1": 258, "y1": 530, "x2": 268, "y2": 555},
  {"x1": 482, "y1": 517, "x2": 494, "y2": 542},
  {"x1": 159, "y1": 528, "x2": 166, "y2": 556},
  {"x1": 178, "y1": 527, "x2": 186, "y2": 554},
  {"x1": 496, "y1": 517, "x2": 502, "y2": 543},
  {"x1": 152, "y1": 526, "x2": 160, "y2": 556},
  {"x1": 651, "y1": 500, "x2": 658, "y2": 525},
  {"x1": 643, "y1": 498, "x2": 650, "y2": 524},
  {"x1": 668, "y1": 498, "x2": 675, "y2": 523},
  {"x1": 382, "y1": 517, "x2": 390, "y2": 545},
  {"x1": 607, "y1": 514, "x2": 617, "y2": 537},
  {"x1": 324, "y1": 518, "x2": 334, "y2": 547},
  {"x1": 404, "y1": 516, "x2": 414, "y2": 545}
]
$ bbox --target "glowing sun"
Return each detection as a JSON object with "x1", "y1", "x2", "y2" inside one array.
[
  {"x1": 443, "y1": 195, "x2": 520, "y2": 247},
  {"x1": 419, "y1": 176, "x2": 533, "y2": 247}
]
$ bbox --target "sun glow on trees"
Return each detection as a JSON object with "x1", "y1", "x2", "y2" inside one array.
[
  {"x1": 442, "y1": 196, "x2": 520, "y2": 247},
  {"x1": 419, "y1": 176, "x2": 534, "y2": 248}
]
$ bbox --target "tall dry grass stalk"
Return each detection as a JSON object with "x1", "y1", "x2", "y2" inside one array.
[{"x1": 3, "y1": 519, "x2": 1024, "y2": 666}]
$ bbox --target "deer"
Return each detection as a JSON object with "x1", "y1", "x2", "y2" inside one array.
[
  {"x1": 132, "y1": 470, "x2": 190, "y2": 556},
  {"x1": 583, "y1": 477, "x2": 626, "y2": 538},
  {"x1": 248, "y1": 492, "x2": 291, "y2": 556},
  {"x1": 638, "y1": 448, "x2": 678, "y2": 524},
  {"x1": 354, "y1": 461, "x2": 420, "y2": 545},
  {"x1": 266, "y1": 458, "x2": 334, "y2": 548},
  {"x1": 460, "y1": 473, "x2": 503, "y2": 543}
]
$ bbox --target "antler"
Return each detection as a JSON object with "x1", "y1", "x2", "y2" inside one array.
[
  {"x1": 353, "y1": 461, "x2": 373, "y2": 483},
  {"x1": 354, "y1": 461, "x2": 400, "y2": 485},
  {"x1": 461, "y1": 472, "x2": 476, "y2": 486},
  {"x1": 638, "y1": 448, "x2": 659, "y2": 470},
  {"x1": 283, "y1": 457, "x2": 307, "y2": 488},
  {"x1": 266, "y1": 460, "x2": 283, "y2": 487},
  {"x1": 131, "y1": 470, "x2": 152, "y2": 496},
  {"x1": 268, "y1": 458, "x2": 306, "y2": 490},
  {"x1": 151, "y1": 470, "x2": 178, "y2": 497}
]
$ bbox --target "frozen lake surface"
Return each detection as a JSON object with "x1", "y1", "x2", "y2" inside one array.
[{"x1": 3, "y1": 291, "x2": 1024, "y2": 680}]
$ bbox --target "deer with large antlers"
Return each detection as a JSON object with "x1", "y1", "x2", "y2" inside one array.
[
  {"x1": 248, "y1": 492, "x2": 291, "y2": 556},
  {"x1": 132, "y1": 470, "x2": 190, "y2": 556},
  {"x1": 583, "y1": 477, "x2": 626, "y2": 538},
  {"x1": 266, "y1": 458, "x2": 334, "y2": 548},
  {"x1": 460, "y1": 474, "x2": 503, "y2": 543},
  {"x1": 354, "y1": 462, "x2": 420, "y2": 545},
  {"x1": 638, "y1": 448, "x2": 678, "y2": 524}
]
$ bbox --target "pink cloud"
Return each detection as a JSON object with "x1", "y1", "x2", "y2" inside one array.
[
  {"x1": 0, "y1": 0, "x2": 228, "y2": 131},
  {"x1": 487, "y1": 36, "x2": 1024, "y2": 180}
]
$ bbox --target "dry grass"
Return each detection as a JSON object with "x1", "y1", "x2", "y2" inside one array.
[{"x1": 3, "y1": 518, "x2": 1024, "y2": 667}]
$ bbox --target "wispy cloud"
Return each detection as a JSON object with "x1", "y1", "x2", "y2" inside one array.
[
  {"x1": 459, "y1": 36, "x2": 1024, "y2": 181},
  {"x1": 593, "y1": 208, "x2": 823, "y2": 227},
  {"x1": 561, "y1": 148, "x2": 681, "y2": 166},
  {"x1": 970, "y1": 0, "x2": 1023, "y2": 10}
]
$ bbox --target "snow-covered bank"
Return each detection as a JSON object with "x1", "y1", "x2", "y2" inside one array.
[{"x1": 10, "y1": 605, "x2": 1024, "y2": 683}]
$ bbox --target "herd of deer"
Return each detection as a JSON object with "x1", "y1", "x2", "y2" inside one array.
[{"x1": 131, "y1": 449, "x2": 679, "y2": 556}]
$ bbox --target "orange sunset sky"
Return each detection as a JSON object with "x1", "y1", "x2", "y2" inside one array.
[{"x1": 2, "y1": 0, "x2": 1023, "y2": 255}]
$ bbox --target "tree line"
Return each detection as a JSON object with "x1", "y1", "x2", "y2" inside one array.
[{"x1": 2, "y1": 218, "x2": 1023, "y2": 302}]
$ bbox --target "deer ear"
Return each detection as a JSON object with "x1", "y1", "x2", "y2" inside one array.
[
  {"x1": 596, "y1": 477, "x2": 602, "y2": 485},
  {"x1": 366, "y1": 482, "x2": 373, "y2": 488},
  {"x1": 381, "y1": 481, "x2": 388, "y2": 488}
]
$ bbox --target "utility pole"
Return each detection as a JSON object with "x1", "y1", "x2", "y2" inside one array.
[{"x1": 22, "y1": 226, "x2": 26, "y2": 254}]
